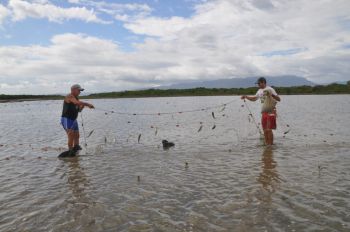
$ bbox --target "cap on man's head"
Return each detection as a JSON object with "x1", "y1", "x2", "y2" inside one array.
[
  {"x1": 71, "y1": 84, "x2": 84, "y2": 91},
  {"x1": 255, "y1": 77, "x2": 266, "y2": 84}
]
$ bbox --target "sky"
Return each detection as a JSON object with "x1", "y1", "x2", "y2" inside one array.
[{"x1": 0, "y1": 0, "x2": 349, "y2": 94}]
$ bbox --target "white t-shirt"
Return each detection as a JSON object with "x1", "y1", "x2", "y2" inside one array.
[
  {"x1": 255, "y1": 86, "x2": 278, "y2": 112},
  {"x1": 255, "y1": 86, "x2": 278, "y2": 102}
]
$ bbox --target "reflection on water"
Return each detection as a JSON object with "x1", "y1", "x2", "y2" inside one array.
[
  {"x1": 258, "y1": 147, "x2": 280, "y2": 194},
  {"x1": 0, "y1": 96, "x2": 350, "y2": 231},
  {"x1": 66, "y1": 157, "x2": 89, "y2": 201}
]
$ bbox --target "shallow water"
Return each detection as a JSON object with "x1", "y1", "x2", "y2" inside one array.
[{"x1": 0, "y1": 95, "x2": 349, "y2": 231}]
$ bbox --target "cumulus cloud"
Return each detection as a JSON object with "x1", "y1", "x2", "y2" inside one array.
[
  {"x1": 67, "y1": 0, "x2": 152, "y2": 20},
  {"x1": 0, "y1": 4, "x2": 10, "y2": 25},
  {"x1": 124, "y1": 0, "x2": 350, "y2": 82},
  {"x1": 8, "y1": 0, "x2": 110, "y2": 23},
  {"x1": 0, "y1": 33, "x2": 180, "y2": 94},
  {"x1": 0, "y1": 0, "x2": 350, "y2": 94}
]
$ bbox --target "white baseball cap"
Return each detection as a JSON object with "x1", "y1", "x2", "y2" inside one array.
[{"x1": 71, "y1": 84, "x2": 84, "y2": 91}]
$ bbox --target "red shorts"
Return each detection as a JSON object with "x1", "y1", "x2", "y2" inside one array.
[{"x1": 262, "y1": 112, "x2": 276, "y2": 130}]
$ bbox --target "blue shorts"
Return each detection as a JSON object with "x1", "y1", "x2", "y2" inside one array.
[{"x1": 61, "y1": 117, "x2": 79, "y2": 131}]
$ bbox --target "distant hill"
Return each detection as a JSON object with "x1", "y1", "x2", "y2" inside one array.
[{"x1": 160, "y1": 75, "x2": 315, "y2": 89}]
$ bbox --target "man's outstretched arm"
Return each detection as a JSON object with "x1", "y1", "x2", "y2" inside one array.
[
  {"x1": 66, "y1": 95, "x2": 94, "y2": 109},
  {"x1": 241, "y1": 95, "x2": 258, "y2": 101}
]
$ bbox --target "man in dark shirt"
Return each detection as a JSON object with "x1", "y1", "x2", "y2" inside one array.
[{"x1": 61, "y1": 84, "x2": 94, "y2": 154}]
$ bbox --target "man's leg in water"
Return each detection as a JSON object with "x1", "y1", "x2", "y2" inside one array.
[
  {"x1": 267, "y1": 130, "x2": 273, "y2": 145},
  {"x1": 73, "y1": 131, "x2": 80, "y2": 147},
  {"x1": 270, "y1": 130, "x2": 274, "y2": 145},
  {"x1": 263, "y1": 130, "x2": 268, "y2": 145},
  {"x1": 263, "y1": 129, "x2": 273, "y2": 145},
  {"x1": 66, "y1": 129, "x2": 75, "y2": 150}
]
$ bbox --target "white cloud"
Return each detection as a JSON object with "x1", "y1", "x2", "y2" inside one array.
[
  {"x1": 0, "y1": 4, "x2": 10, "y2": 25},
  {"x1": 0, "y1": 0, "x2": 350, "y2": 94},
  {"x1": 124, "y1": 16, "x2": 191, "y2": 38},
  {"x1": 123, "y1": 0, "x2": 350, "y2": 82},
  {"x1": 0, "y1": 33, "x2": 177, "y2": 94},
  {"x1": 67, "y1": 0, "x2": 152, "y2": 20},
  {"x1": 8, "y1": 0, "x2": 110, "y2": 24}
]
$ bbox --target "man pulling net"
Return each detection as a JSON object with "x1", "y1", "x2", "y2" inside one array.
[
  {"x1": 59, "y1": 84, "x2": 94, "y2": 157},
  {"x1": 241, "y1": 77, "x2": 281, "y2": 145}
]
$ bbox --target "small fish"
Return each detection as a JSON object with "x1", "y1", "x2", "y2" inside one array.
[
  {"x1": 87, "y1": 130, "x2": 94, "y2": 138},
  {"x1": 212, "y1": 112, "x2": 216, "y2": 119},
  {"x1": 283, "y1": 129, "x2": 291, "y2": 135},
  {"x1": 138, "y1": 134, "x2": 142, "y2": 143},
  {"x1": 104, "y1": 136, "x2": 107, "y2": 144},
  {"x1": 155, "y1": 127, "x2": 158, "y2": 136},
  {"x1": 212, "y1": 124, "x2": 216, "y2": 130},
  {"x1": 198, "y1": 125, "x2": 203, "y2": 132}
]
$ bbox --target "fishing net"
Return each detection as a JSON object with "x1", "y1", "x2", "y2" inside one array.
[{"x1": 78, "y1": 97, "x2": 292, "y2": 152}]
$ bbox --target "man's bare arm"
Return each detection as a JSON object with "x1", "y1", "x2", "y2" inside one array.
[
  {"x1": 241, "y1": 95, "x2": 258, "y2": 101},
  {"x1": 272, "y1": 94, "x2": 281, "y2": 102},
  {"x1": 66, "y1": 95, "x2": 94, "y2": 108}
]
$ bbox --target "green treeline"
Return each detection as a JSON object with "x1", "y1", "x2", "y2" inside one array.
[
  {"x1": 1, "y1": 82, "x2": 349, "y2": 101},
  {"x1": 88, "y1": 82, "x2": 350, "y2": 98},
  {"x1": 0, "y1": 94, "x2": 62, "y2": 101}
]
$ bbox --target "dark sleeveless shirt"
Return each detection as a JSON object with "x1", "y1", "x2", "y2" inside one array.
[{"x1": 62, "y1": 97, "x2": 79, "y2": 120}]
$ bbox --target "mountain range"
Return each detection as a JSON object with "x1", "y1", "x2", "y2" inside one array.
[{"x1": 159, "y1": 75, "x2": 315, "y2": 89}]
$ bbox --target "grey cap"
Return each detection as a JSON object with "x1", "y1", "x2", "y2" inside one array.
[{"x1": 71, "y1": 84, "x2": 84, "y2": 91}]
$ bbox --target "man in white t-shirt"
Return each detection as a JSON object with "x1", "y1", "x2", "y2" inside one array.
[{"x1": 241, "y1": 77, "x2": 281, "y2": 145}]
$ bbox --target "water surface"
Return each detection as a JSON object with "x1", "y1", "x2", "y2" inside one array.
[{"x1": 0, "y1": 95, "x2": 349, "y2": 231}]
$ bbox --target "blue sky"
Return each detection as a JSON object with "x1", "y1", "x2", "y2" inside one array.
[
  {"x1": 0, "y1": 0, "x2": 196, "y2": 49},
  {"x1": 0, "y1": 0, "x2": 349, "y2": 94}
]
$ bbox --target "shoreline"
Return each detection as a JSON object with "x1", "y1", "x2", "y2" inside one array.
[
  {"x1": 1, "y1": 93, "x2": 350, "y2": 104},
  {"x1": 1, "y1": 83, "x2": 349, "y2": 103}
]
